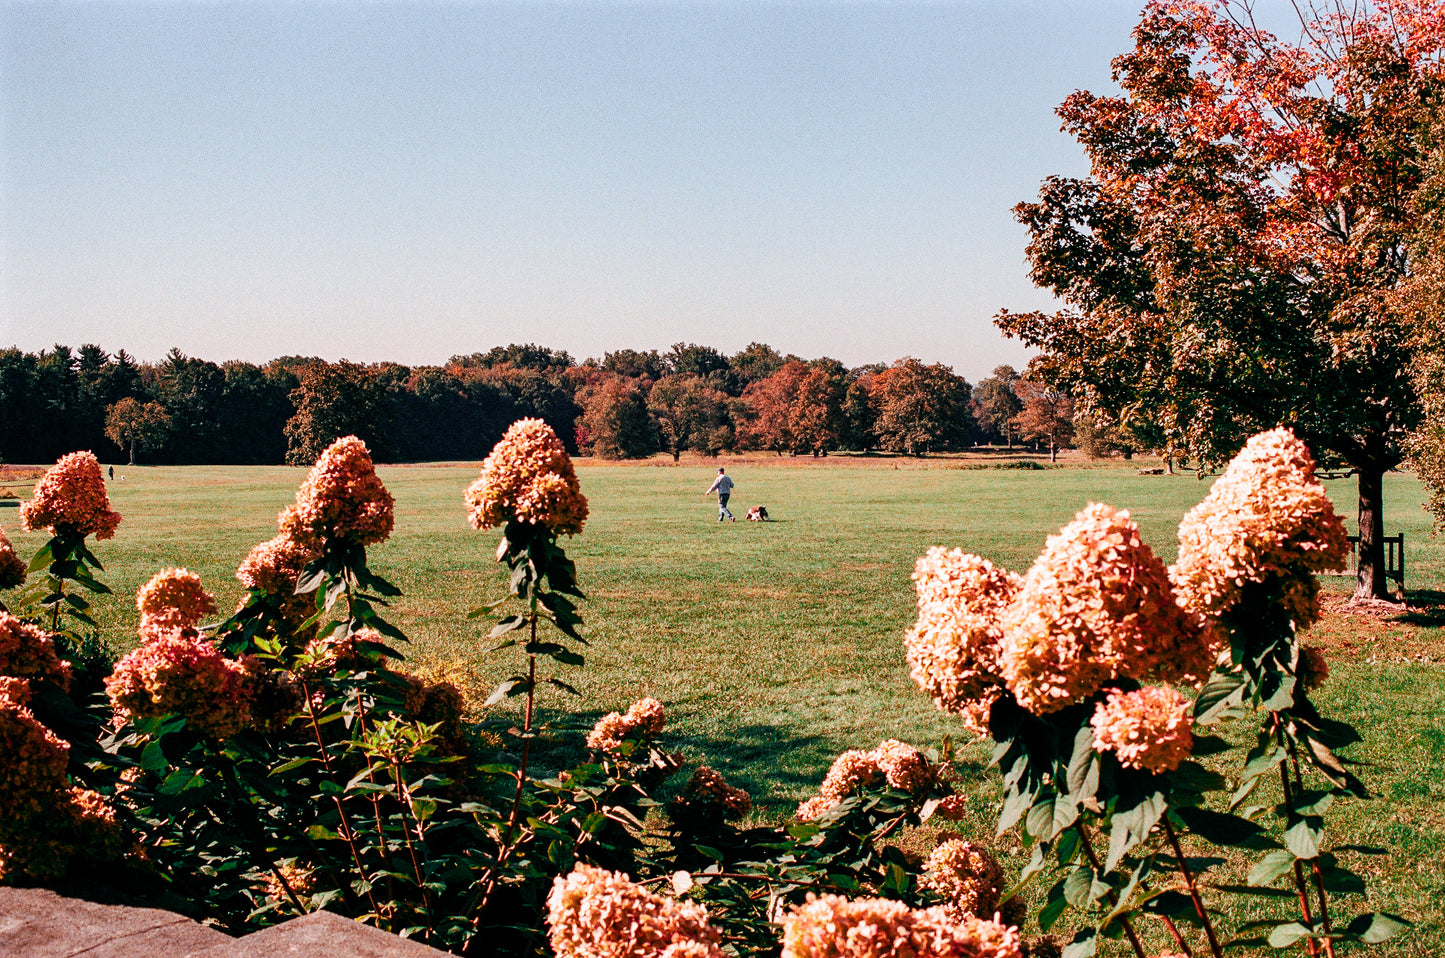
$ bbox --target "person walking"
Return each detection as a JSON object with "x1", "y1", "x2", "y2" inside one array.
[{"x1": 706, "y1": 467, "x2": 735, "y2": 522}]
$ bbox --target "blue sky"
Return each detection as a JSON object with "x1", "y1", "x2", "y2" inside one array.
[{"x1": 4, "y1": 1, "x2": 1173, "y2": 382}]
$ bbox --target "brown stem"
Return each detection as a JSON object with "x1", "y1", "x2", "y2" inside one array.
[
  {"x1": 1158, "y1": 915, "x2": 1194, "y2": 957},
  {"x1": 1075, "y1": 823, "x2": 1149, "y2": 958},
  {"x1": 301, "y1": 680, "x2": 383, "y2": 920},
  {"x1": 390, "y1": 758, "x2": 432, "y2": 919},
  {"x1": 1275, "y1": 728, "x2": 1320, "y2": 958},
  {"x1": 1285, "y1": 734, "x2": 1336, "y2": 958},
  {"x1": 1162, "y1": 815, "x2": 1223, "y2": 958}
]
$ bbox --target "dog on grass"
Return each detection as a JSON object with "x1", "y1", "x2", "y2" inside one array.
[{"x1": 746, "y1": 505, "x2": 769, "y2": 522}]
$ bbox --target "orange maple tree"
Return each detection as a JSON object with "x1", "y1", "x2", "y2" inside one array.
[{"x1": 998, "y1": 0, "x2": 1445, "y2": 599}]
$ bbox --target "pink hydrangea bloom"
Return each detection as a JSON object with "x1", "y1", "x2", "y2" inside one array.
[
  {"x1": 466, "y1": 418, "x2": 588, "y2": 535},
  {"x1": 999, "y1": 503, "x2": 1213, "y2": 714},
  {"x1": 932, "y1": 795, "x2": 970, "y2": 822},
  {"x1": 136, "y1": 568, "x2": 218, "y2": 642},
  {"x1": 587, "y1": 697, "x2": 666, "y2": 752},
  {"x1": 872, "y1": 739, "x2": 935, "y2": 792},
  {"x1": 0, "y1": 613, "x2": 72, "y2": 691},
  {"x1": 0, "y1": 530, "x2": 26, "y2": 589},
  {"x1": 278, "y1": 436, "x2": 394, "y2": 548},
  {"x1": 106, "y1": 633, "x2": 255, "y2": 738},
  {"x1": 798, "y1": 740, "x2": 937, "y2": 820},
  {"x1": 781, "y1": 894, "x2": 1022, "y2": 958},
  {"x1": 237, "y1": 534, "x2": 321, "y2": 635},
  {"x1": 1298, "y1": 644, "x2": 1330, "y2": 693},
  {"x1": 19, "y1": 452, "x2": 121, "y2": 540},
  {"x1": 921, "y1": 839, "x2": 1006, "y2": 922},
  {"x1": 1172, "y1": 428, "x2": 1348, "y2": 629},
  {"x1": 681, "y1": 766, "x2": 752, "y2": 818},
  {"x1": 904, "y1": 549, "x2": 1018, "y2": 734},
  {"x1": 1090, "y1": 686, "x2": 1194, "y2": 774},
  {"x1": 0, "y1": 678, "x2": 70, "y2": 817},
  {"x1": 547, "y1": 864, "x2": 725, "y2": 958}
]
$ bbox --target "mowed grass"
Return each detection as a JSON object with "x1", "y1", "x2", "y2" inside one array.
[{"x1": 5, "y1": 458, "x2": 1443, "y2": 954}]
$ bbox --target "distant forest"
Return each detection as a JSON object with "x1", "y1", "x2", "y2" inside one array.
[{"x1": 0, "y1": 342, "x2": 1089, "y2": 466}]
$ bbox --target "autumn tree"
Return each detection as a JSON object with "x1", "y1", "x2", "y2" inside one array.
[
  {"x1": 996, "y1": 0, "x2": 1445, "y2": 599},
  {"x1": 577, "y1": 374, "x2": 656, "y2": 460},
  {"x1": 1011, "y1": 377, "x2": 1075, "y2": 463},
  {"x1": 789, "y1": 359, "x2": 849, "y2": 455},
  {"x1": 972, "y1": 365, "x2": 1023, "y2": 447},
  {"x1": 647, "y1": 374, "x2": 730, "y2": 460},
  {"x1": 104, "y1": 397, "x2": 171, "y2": 465},
  {"x1": 869, "y1": 358, "x2": 974, "y2": 456},
  {"x1": 283, "y1": 361, "x2": 396, "y2": 464}
]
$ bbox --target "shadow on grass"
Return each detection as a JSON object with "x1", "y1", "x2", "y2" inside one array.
[
  {"x1": 480, "y1": 704, "x2": 992, "y2": 815},
  {"x1": 1397, "y1": 589, "x2": 1445, "y2": 627}
]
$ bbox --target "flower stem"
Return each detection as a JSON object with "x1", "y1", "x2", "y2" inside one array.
[
  {"x1": 1075, "y1": 822, "x2": 1149, "y2": 958},
  {"x1": 1161, "y1": 814, "x2": 1223, "y2": 958}
]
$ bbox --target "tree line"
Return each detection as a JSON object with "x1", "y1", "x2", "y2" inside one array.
[{"x1": 0, "y1": 342, "x2": 1092, "y2": 467}]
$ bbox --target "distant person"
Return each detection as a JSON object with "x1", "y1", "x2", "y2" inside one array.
[
  {"x1": 705, "y1": 467, "x2": 735, "y2": 522},
  {"x1": 108, "y1": 466, "x2": 114, "y2": 480}
]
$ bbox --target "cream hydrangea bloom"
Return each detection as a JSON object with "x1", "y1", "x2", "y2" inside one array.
[
  {"x1": 546, "y1": 864, "x2": 725, "y2": 958},
  {"x1": 904, "y1": 549, "x2": 1019, "y2": 734},
  {"x1": 278, "y1": 436, "x2": 394, "y2": 549},
  {"x1": 466, "y1": 418, "x2": 588, "y2": 535},
  {"x1": 797, "y1": 740, "x2": 938, "y2": 820},
  {"x1": 999, "y1": 503, "x2": 1212, "y2": 714},
  {"x1": 136, "y1": 568, "x2": 218, "y2": 642},
  {"x1": 781, "y1": 894, "x2": 1022, "y2": 958},
  {"x1": 1089, "y1": 686, "x2": 1194, "y2": 774},
  {"x1": 1172, "y1": 428, "x2": 1348, "y2": 629},
  {"x1": 587, "y1": 697, "x2": 666, "y2": 753},
  {"x1": 921, "y1": 839, "x2": 1006, "y2": 922},
  {"x1": 20, "y1": 451, "x2": 121, "y2": 540},
  {"x1": 0, "y1": 530, "x2": 26, "y2": 590}
]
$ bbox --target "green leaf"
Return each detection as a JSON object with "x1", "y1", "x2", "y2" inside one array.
[
  {"x1": 1266, "y1": 922, "x2": 1314, "y2": 948},
  {"x1": 1065, "y1": 726, "x2": 1099, "y2": 802},
  {"x1": 1037, "y1": 891, "x2": 1069, "y2": 932},
  {"x1": 1107, "y1": 789, "x2": 1166, "y2": 872},
  {"x1": 1283, "y1": 817, "x2": 1322, "y2": 860},
  {"x1": 485, "y1": 677, "x2": 525, "y2": 706},
  {"x1": 1248, "y1": 850, "x2": 1296, "y2": 886},
  {"x1": 1061, "y1": 927, "x2": 1096, "y2": 958},
  {"x1": 1343, "y1": 912, "x2": 1410, "y2": 944},
  {"x1": 1062, "y1": 866, "x2": 1099, "y2": 908},
  {"x1": 1194, "y1": 672, "x2": 1245, "y2": 723}
]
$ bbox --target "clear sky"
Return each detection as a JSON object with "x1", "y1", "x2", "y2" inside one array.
[{"x1": 2, "y1": 0, "x2": 1194, "y2": 383}]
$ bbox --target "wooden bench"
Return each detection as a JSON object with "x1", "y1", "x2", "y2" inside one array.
[{"x1": 1343, "y1": 533, "x2": 1404, "y2": 589}]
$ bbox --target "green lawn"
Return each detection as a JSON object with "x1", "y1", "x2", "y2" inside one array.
[{"x1": 6, "y1": 457, "x2": 1442, "y2": 954}]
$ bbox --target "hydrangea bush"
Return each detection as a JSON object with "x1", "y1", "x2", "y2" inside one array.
[{"x1": 0, "y1": 426, "x2": 1406, "y2": 958}]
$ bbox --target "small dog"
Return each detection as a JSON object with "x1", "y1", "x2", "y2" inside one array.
[{"x1": 746, "y1": 505, "x2": 769, "y2": 522}]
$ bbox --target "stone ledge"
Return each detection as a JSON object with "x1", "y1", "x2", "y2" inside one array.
[{"x1": 0, "y1": 887, "x2": 454, "y2": 958}]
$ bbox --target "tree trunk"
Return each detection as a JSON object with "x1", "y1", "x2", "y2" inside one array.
[
  {"x1": 1353, "y1": 465, "x2": 1391, "y2": 601},
  {"x1": 128, "y1": 441, "x2": 136, "y2": 466}
]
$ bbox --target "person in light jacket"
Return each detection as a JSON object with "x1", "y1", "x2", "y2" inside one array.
[{"x1": 705, "y1": 467, "x2": 735, "y2": 522}]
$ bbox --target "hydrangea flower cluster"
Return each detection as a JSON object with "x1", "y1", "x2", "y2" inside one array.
[
  {"x1": 19, "y1": 451, "x2": 121, "y2": 540},
  {"x1": 465, "y1": 418, "x2": 589, "y2": 536},
  {"x1": 587, "y1": 697, "x2": 667, "y2": 753},
  {"x1": 797, "y1": 740, "x2": 936, "y2": 821},
  {"x1": 106, "y1": 634, "x2": 256, "y2": 738},
  {"x1": 920, "y1": 839, "x2": 1006, "y2": 922},
  {"x1": 236, "y1": 533, "x2": 320, "y2": 634},
  {"x1": 1089, "y1": 686, "x2": 1194, "y2": 774},
  {"x1": 1000, "y1": 504, "x2": 1213, "y2": 714},
  {"x1": 0, "y1": 677, "x2": 70, "y2": 818},
  {"x1": 0, "y1": 613, "x2": 72, "y2": 691},
  {"x1": 136, "y1": 568, "x2": 218, "y2": 642},
  {"x1": 679, "y1": 766, "x2": 753, "y2": 819},
  {"x1": 780, "y1": 894, "x2": 1022, "y2": 958},
  {"x1": 1298, "y1": 644, "x2": 1330, "y2": 692},
  {"x1": 278, "y1": 436, "x2": 395, "y2": 549},
  {"x1": 0, "y1": 530, "x2": 26, "y2": 589},
  {"x1": 547, "y1": 864, "x2": 725, "y2": 958},
  {"x1": 264, "y1": 860, "x2": 317, "y2": 905},
  {"x1": 1172, "y1": 428, "x2": 1348, "y2": 629},
  {"x1": 904, "y1": 549, "x2": 1019, "y2": 734}
]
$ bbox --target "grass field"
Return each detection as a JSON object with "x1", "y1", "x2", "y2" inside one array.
[{"x1": 5, "y1": 455, "x2": 1443, "y2": 955}]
